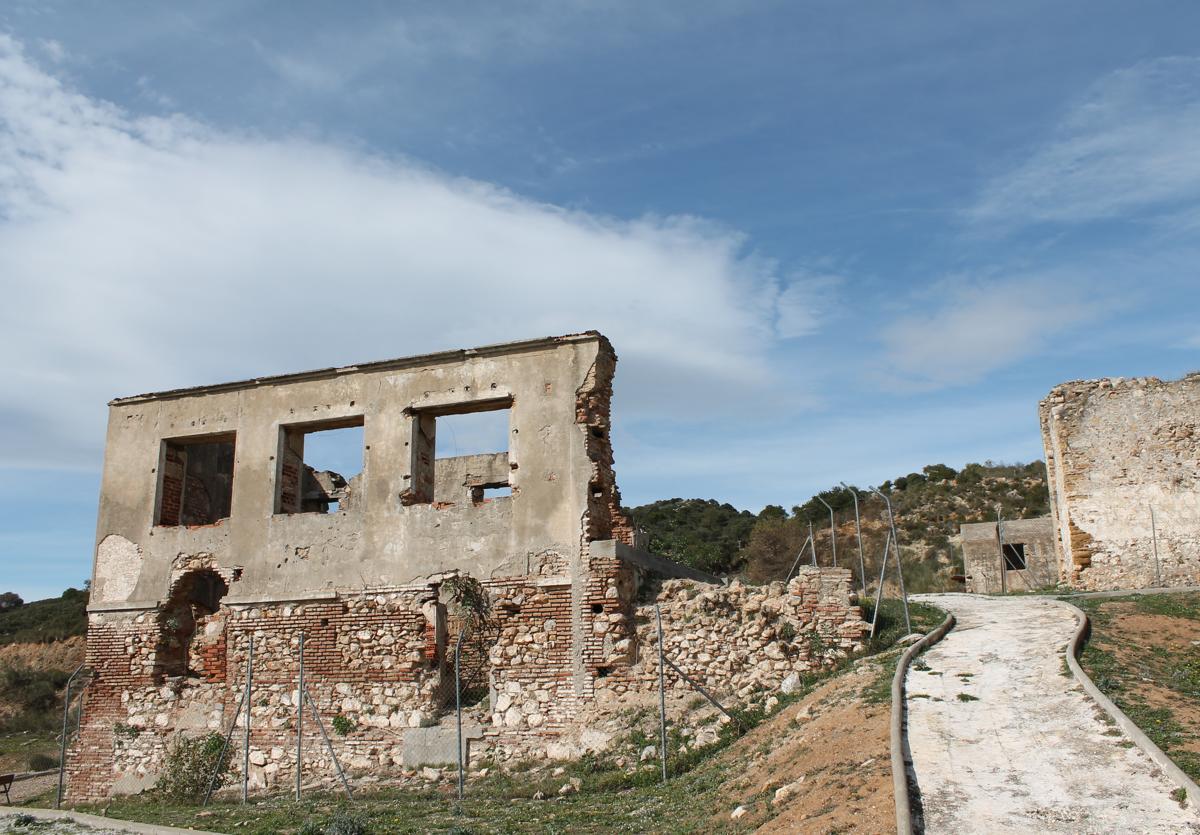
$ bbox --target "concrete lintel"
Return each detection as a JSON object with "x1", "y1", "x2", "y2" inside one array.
[
  {"x1": 88, "y1": 600, "x2": 160, "y2": 613},
  {"x1": 223, "y1": 592, "x2": 341, "y2": 606}
]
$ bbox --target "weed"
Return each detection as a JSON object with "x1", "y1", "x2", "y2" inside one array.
[
  {"x1": 955, "y1": 693, "x2": 979, "y2": 702},
  {"x1": 331, "y1": 714, "x2": 356, "y2": 736},
  {"x1": 1172, "y1": 787, "x2": 1188, "y2": 807},
  {"x1": 155, "y1": 731, "x2": 232, "y2": 804}
]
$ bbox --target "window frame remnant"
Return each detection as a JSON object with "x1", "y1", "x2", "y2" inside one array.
[
  {"x1": 155, "y1": 432, "x2": 237, "y2": 527},
  {"x1": 403, "y1": 397, "x2": 514, "y2": 506},
  {"x1": 1002, "y1": 542, "x2": 1027, "y2": 571},
  {"x1": 274, "y1": 416, "x2": 366, "y2": 515}
]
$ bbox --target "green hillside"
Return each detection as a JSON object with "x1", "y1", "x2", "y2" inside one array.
[
  {"x1": 0, "y1": 587, "x2": 88, "y2": 645},
  {"x1": 628, "y1": 461, "x2": 1050, "y2": 592}
]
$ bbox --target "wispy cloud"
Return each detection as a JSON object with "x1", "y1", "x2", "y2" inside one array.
[
  {"x1": 0, "y1": 35, "x2": 812, "y2": 469},
  {"x1": 969, "y1": 57, "x2": 1200, "y2": 228},
  {"x1": 877, "y1": 274, "x2": 1106, "y2": 390}
]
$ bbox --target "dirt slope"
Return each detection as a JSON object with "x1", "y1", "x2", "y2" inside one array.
[{"x1": 704, "y1": 655, "x2": 895, "y2": 833}]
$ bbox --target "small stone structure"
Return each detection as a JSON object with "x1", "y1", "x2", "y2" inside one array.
[
  {"x1": 960, "y1": 517, "x2": 1056, "y2": 594},
  {"x1": 70, "y1": 333, "x2": 867, "y2": 801},
  {"x1": 1040, "y1": 373, "x2": 1200, "y2": 590}
]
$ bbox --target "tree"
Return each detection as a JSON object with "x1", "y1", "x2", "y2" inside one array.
[
  {"x1": 741, "y1": 515, "x2": 806, "y2": 582},
  {"x1": 923, "y1": 463, "x2": 957, "y2": 482},
  {"x1": 0, "y1": 592, "x2": 22, "y2": 612}
]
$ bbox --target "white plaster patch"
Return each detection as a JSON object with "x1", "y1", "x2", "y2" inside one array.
[{"x1": 94, "y1": 534, "x2": 142, "y2": 603}]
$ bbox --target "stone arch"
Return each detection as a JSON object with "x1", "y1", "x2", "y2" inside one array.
[{"x1": 154, "y1": 568, "x2": 229, "y2": 681}]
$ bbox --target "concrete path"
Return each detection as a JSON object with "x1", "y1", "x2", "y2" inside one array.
[{"x1": 906, "y1": 593, "x2": 1200, "y2": 835}]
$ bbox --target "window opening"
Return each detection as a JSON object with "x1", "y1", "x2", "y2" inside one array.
[
  {"x1": 405, "y1": 400, "x2": 513, "y2": 505},
  {"x1": 1002, "y1": 542, "x2": 1026, "y2": 571},
  {"x1": 277, "y1": 418, "x2": 364, "y2": 514},
  {"x1": 157, "y1": 434, "x2": 235, "y2": 526}
]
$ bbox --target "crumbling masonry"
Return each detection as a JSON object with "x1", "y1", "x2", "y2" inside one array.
[
  {"x1": 1040, "y1": 373, "x2": 1200, "y2": 590},
  {"x1": 71, "y1": 333, "x2": 866, "y2": 801}
]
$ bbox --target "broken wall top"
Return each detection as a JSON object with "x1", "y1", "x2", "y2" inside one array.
[{"x1": 90, "y1": 332, "x2": 632, "y2": 610}]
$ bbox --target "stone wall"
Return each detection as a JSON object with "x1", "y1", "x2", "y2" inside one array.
[
  {"x1": 68, "y1": 565, "x2": 864, "y2": 798},
  {"x1": 1041, "y1": 374, "x2": 1200, "y2": 590},
  {"x1": 627, "y1": 568, "x2": 868, "y2": 699}
]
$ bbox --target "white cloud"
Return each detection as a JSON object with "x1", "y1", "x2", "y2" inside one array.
[
  {"x1": 774, "y1": 272, "x2": 841, "y2": 339},
  {"x1": 877, "y1": 275, "x2": 1103, "y2": 390},
  {"x1": 0, "y1": 35, "x2": 803, "y2": 469},
  {"x1": 970, "y1": 57, "x2": 1200, "y2": 227}
]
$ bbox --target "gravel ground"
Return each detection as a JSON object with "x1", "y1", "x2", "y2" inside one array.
[{"x1": 905, "y1": 593, "x2": 1200, "y2": 835}]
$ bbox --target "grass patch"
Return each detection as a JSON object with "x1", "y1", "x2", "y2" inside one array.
[
  {"x1": 955, "y1": 693, "x2": 979, "y2": 702},
  {"x1": 1078, "y1": 592, "x2": 1200, "y2": 782}
]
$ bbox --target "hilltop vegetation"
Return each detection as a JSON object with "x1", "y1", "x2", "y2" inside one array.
[
  {"x1": 628, "y1": 460, "x2": 1050, "y2": 592},
  {"x1": 0, "y1": 587, "x2": 88, "y2": 645}
]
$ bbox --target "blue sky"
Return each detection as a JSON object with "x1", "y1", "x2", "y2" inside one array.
[{"x1": 2, "y1": 2, "x2": 1199, "y2": 600}]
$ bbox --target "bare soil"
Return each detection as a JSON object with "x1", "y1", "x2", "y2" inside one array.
[
  {"x1": 1090, "y1": 602, "x2": 1200, "y2": 762},
  {"x1": 709, "y1": 657, "x2": 894, "y2": 833}
]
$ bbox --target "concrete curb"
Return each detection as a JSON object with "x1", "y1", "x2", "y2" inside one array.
[
  {"x1": 0, "y1": 806, "x2": 222, "y2": 834},
  {"x1": 10, "y1": 768, "x2": 58, "y2": 782},
  {"x1": 1058, "y1": 599, "x2": 1200, "y2": 808},
  {"x1": 1060, "y1": 585, "x2": 1200, "y2": 601},
  {"x1": 890, "y1": 612, "x2": 956, "y2": 835}
]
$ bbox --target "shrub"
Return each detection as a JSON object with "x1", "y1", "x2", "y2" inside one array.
[
  {"x1": 28, "y1": 753, "x2": 58, "y2": 771},
  {"x1": 299, "y1": 808, "x2": 372, "y2": 835},
  {"x1": 156, "y1": 732, "x2": 232, "y2": 803}
]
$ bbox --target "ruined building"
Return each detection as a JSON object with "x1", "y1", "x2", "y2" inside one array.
[
  {"x1": 960, "y1": 517, "x2": 1056, "y2": 594},
  {"x1": 1040, "y1": 373, "x2": 1200, "y2": 590},
  {"x1": 70, "y1": 332, "x2": 867, "y2": 801}
]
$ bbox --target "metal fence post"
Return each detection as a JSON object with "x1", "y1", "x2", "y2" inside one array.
[
  {"x1": 455, "y1": 625, "x2": 466, "y2": 803},
  {"x1": 55, "y1": 664, "x2": 85, "y2": 809},
  {"x1": 296, "y1": 632, "x2": 304, "y2": 802},
  {"x1": 1150, "y1": 504, "x2": 1162, "y2": 586},
  {"x1": 242, "y1": 634, "x2": 253, "y2": 804},
  {"x1": 816, "y1": 495, "x2": 837, "y2": 567},
  {"x1": 997, "y1": 507, "x2": 1008, "y2": 595},
  {"x1": 203, "y1": 669, "x2": 250, "y2": 806},
  {"x1": 840, "y1": 483, "x2": 868, "y2": 600},
  {"x1": 808, "y1": 520, "x2": 817, "y2": 566},
  {"x1": 870, "y1": 488, "x2": 910, "y2": 635},
  {"x1": 304, "y1": 689, "x2": 354, "y2": 800},
  {"x1": 655, "y1": 604, "x2": 668, "y2": 783},
  {"x1": 785, "y1": 534, "x2": 814, "y2": 583},
  {"x1": 869, "y1": 530, "x2": 892, "y2": 638}
]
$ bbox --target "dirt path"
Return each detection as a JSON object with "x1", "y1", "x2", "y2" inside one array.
[{"x1": 906, "y1": 593, "x2": 1200, "y2": 835}]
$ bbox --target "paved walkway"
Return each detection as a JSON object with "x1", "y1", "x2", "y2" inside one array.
[{"x1": 906, "y1": 593, "x2": 1200, "y2": 835}]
